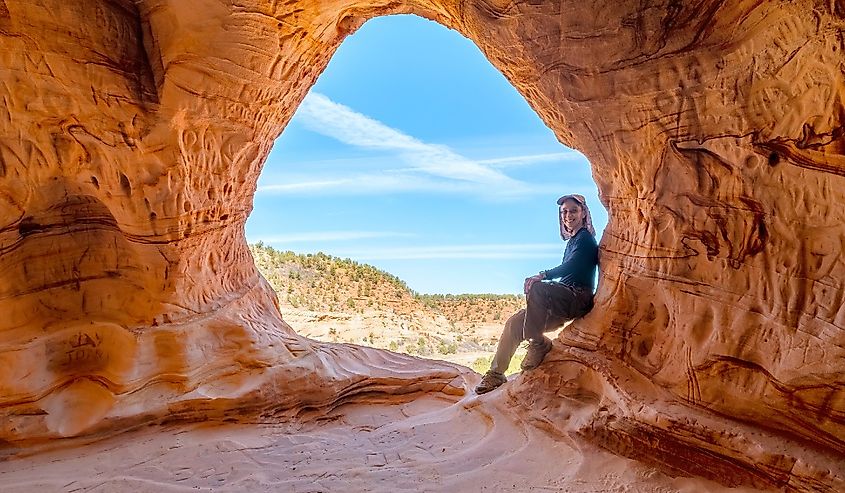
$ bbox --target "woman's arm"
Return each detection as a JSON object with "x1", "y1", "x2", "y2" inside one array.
[{"x1": 541, "y1": 233, "x2": 592, "y2": 280}]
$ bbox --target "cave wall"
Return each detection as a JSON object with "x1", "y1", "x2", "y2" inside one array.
[
  {"x1": 560, "y1": 2, "x2": 845, "y2": 454},
  {"x1": 1, "y1": 0, "x2": 844, "y2": 489}
]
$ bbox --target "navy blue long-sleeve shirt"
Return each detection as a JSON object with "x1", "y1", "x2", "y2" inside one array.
[{"x1": 541, "y1": 227, "x2": 598, "y2": 291}]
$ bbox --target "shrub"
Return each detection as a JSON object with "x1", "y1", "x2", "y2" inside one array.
[
  {"x1": 471, "y1": 356, "x2": 492, "y2": 373},
  {"x1": 437, "y1": 341, "x2": 458, "y2": 355}
]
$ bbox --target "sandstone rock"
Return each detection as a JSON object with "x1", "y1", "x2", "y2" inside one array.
[{"x1": 0, "y1": 0, "x2": 844, "y2": 490}]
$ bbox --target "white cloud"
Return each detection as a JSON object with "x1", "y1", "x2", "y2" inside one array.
[
  {"x1": 257, "y1": 93, "x2": 597, "y2": 200},
  {"x1": 257, "y1": 172, "x2": 593, "y2": 200},
  {"x1": 296, "y1": 93, "x2": 527, "y2": 190},
  {"x1": 258, "y1": 178, "x2": 349, "y2": 193},
  {"x1": 297, "y1": 93, "x2": 422, "y2": 151},
  {"x1": 329, "y1": 243, "x2": 564, "y2": 260},
  {"x1": 257, "y1": 172, "x2": 477, "y2": 195},
  {"x1": 248, "y1": 231, "x2": 416, "y2": 244},
  {"x1": 479, "y1": 151, "x2": 581, "y2": 168}
]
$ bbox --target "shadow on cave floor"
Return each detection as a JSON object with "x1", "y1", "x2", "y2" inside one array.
[{"x1": 0, "y1": 388, "x2": 746, "y2": 493}]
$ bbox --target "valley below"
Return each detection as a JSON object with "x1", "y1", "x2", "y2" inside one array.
[{"x1": 251, "y1": 243, "x2": 565, "y2": 374}]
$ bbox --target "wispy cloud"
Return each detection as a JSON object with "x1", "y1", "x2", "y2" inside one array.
[
  {"x1": 329, "y1": 243, "x2": 563, "y2": 260},
  {"x1": 479, "y1": 151, "x2": 580, "y2": 168},
  {"x1": 257, "y1": 172, "x2": 478, "y2": 195},
  {"x1": 292, "y1": 93, "x2": 528, "y2": 189},
  {"x1": 249, "y1": 231, "x2": 415, "y2": 244},
  {"x1": 257, "y1": 93, "x2": 594, "y2": 199}
]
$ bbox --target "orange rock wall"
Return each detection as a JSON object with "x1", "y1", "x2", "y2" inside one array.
[
  {"x1": 556, "y1": 0, "x2": 845, "y2": 462},
  {"x1": 1, "y1": 0, "x2": 844, "y2": 489}
]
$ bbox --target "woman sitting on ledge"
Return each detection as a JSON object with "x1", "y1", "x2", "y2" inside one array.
[{"x1": 475, "y1": 193, "x2": 599, "y2": 394}]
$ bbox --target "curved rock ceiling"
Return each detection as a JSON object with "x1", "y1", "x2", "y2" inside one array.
[{"x1": 1, "y1": 0, "x2": 844, "y2": 490}]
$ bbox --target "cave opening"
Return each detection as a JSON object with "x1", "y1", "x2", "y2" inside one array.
[{"x1": 246, "y1": 14, "x2": 604, "y2": 373}]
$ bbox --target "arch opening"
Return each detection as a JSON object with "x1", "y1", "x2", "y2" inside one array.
[{"x1": 246, "y1": 14, "x2": 605, "y2": 373}]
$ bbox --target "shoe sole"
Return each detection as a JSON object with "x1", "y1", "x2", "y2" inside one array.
[
  {"x1": 475, "y1": 379, "x2": 507, "y2": 394},
  {"x1": 475, "y1": 386, "x2": 501, "y2": 395}
]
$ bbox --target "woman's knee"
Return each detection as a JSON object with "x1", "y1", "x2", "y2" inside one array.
[
  {"x1": 528, "y1": 281, "x2": 543, "y2": 296},
  {"x1": 527, "y1": 282, "x2": 550, "y2": 307}
]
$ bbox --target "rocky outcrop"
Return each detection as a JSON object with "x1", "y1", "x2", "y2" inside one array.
[{"x1": 0, "y1": 0, "x2": 844, "y2": 490}]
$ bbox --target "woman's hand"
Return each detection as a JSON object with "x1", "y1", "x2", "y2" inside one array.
[{"x1": 523, "y1": 273, "x2": 545, "y2": 295}]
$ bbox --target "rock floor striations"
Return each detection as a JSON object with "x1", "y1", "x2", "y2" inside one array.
[{"x1": 0, "y1": 0, "x2": 844, "y2": 491}]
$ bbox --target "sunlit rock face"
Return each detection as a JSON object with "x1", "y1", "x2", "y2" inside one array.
[
  {"x1": 0, "y1": 0, "x2": 466, "y2": 448},
  {"x1": 0, "y1": 0, "x2": 843, "y2": 490}
]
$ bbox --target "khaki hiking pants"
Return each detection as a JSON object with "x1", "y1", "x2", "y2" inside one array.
[{"x1": 490, "y1": 281, "x2": 593, "y2": 374}]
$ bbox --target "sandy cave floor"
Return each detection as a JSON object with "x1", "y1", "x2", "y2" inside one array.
[{"x1": 0, "y1": 385, "x2": 758, "y2": 493}]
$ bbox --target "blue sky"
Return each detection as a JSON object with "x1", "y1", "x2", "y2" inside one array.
[{"x1": 246, "y1": 14, "x2": 605, "y2": 294}]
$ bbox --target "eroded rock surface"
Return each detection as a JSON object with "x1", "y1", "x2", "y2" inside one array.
[{"x1": 0, "y1": 0, "x2": 844, "y2": 490}]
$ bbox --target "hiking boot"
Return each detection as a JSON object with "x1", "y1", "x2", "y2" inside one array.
[
  {"x1": 520, "y1": 337, "x2": 553, "y2": 370},
  {"x1": 475, "y1": 371, "x2": 507, "y2": 394}
]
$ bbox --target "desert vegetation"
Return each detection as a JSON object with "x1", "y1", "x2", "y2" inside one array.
[{"x1": 250, "y1": 242, "x2": 532, "y2": 372}]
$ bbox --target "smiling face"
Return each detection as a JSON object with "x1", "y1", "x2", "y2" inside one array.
[{"x1": 559, "y1": 198, "x2": 585, "y2": 235}]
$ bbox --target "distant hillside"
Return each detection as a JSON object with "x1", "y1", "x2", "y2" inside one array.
[
  {"x1": 416, "y1": 293, "x2": 525, "y2": 325},
  {"x1": 251, "y1": 242, "x2": 426, "y2": 317},
  {"x1": 250, "y1": 242, "x2": 525, "y2": 325},
  {"x1": 250, "y1": 242, "x2": 531, "y2": 373}
]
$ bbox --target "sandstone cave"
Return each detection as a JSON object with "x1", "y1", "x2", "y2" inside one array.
[{"x1": 0, "y1": 1, "x2": 844, "y2": 491}]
